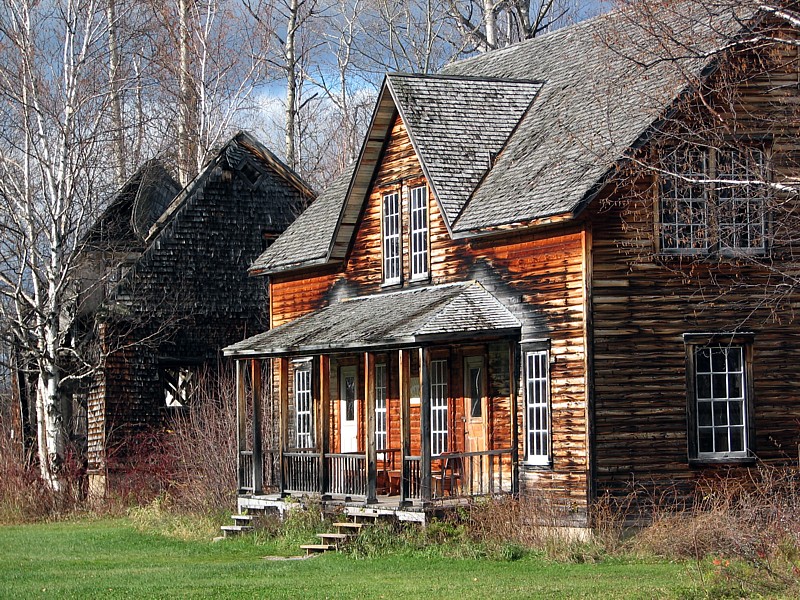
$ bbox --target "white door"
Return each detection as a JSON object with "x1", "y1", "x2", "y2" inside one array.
[{"x1": 340, "y1": 366, "x2": 358, "y2": 452}]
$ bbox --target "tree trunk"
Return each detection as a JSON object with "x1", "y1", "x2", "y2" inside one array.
[
  {"x1": 178, "y1": 0, "x2": 193, "y2": 185},
  {"x1": 107, "y1": 0, "x2": 125, "y2": 187},
  {"x1": 483, "y1": 0, "x2": 497, "y2": 50},
  {"x1": 285, "y1": 0, "x2": 298, "y2": 170}
]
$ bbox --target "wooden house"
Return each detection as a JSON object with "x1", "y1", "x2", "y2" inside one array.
[
  {"x1": 80, "y1": 132, "x2": 313, "y2": 496},
  {"x1": 224, "y1": 3, "x2": 800, "y2": 524}
]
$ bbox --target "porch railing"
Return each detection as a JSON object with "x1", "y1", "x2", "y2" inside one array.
[
  {"x1": 238, "y1": 449, "x2": 280, "y2": 494},
  {"x1": 269, "y1": 448, "x2": 514, "y2": 500},
  {"x1": 326, "y1": 453, "x2": 366, "y2": 497},
  {"x1": 404, "y1": 455, "x2": 422, "y2": 499},
  {"x1": 432, "y1": 448, "x2": 513, "y2": 499},
  {"x1": 238, "y1": 450, "x2": 254, "y2": 493},
  {"x1": 283, "y1": 450, "x2": 321, "y2": 493}
]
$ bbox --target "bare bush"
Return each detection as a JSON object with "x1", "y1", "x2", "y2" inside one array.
[
  {"x1": 0, "y1": 413, "x2": 84, "y2": 523},
  {"x1": 166, "y1": 367, "x2": 238, "y2": 514}
]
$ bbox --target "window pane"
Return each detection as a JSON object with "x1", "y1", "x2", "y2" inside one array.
[
  {"x1": 713, "y1": 401, "x2": 728, "y2": 426},
  {"x1": 698, "y1": 401, "x2": 712, "y2": 426},
  {"x1": 696, "y1": 348, "x2": 711, "y2": 372},
  {"x1": 730, "y1": 427, "x2": 745, "y2": 452},
  {"x1": 697, "y1": 374, "x2": 711, "y2": 399},
  {"x1": 410, "y1": 186, "x2": 429, "y2": 279},
  {"x1": 699, "y1": 428, "x2": 714, "y2": 453},
  {"x1": 714, "y1": 428, "x2": 729, "y2": 453},
  {"x1": 712, "y1": 374, "x2": 727, "y2": 399},
  {"x1": 728, "y1": 373, "x2": 743, "y2": 399},
  {"x1": 729, "y1": 400, "x2": 743, "y2": 426}
]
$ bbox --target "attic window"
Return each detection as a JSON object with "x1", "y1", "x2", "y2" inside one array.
[
  {"x1": 262, "y1": 232, "x2": 279, "y2": 252},
  {"x1": 659, "y1": 145, "x2": 768, "y2": 254},
  {"x1": 240, "y1": 161, "x2": 262, "y2": 186}
]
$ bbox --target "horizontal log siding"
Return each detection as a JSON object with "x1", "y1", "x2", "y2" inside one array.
[
  {"x1": 267, "y1": 113, "x2": 589, "y2": 511},
  {"x1": 590, "y1": 37, "x2": 800, "y2": 500}
]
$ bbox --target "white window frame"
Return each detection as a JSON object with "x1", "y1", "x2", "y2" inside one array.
[
  {"x1": 382, "y1": 192, "x2": 401, "y2": 285},
  {"x1": 294, "y1": 360, "x2": 313, "y2": 448},
  {"x1": 525, "y1": 350, "x2": 550, "y2": 465},
  {"x1": 430, "y1": 359, "x2": 448, "y2": 456},
  {"x1": 660, "y1": 145, "x2": 768, "y2": 255},
  {"x1": 409, "y1": 185, "x2": 429, "y2": 280},
  {"x1": 717, "y1": 148, "x2": 767, "y2": 252},
  {"x1": 692, "y1": 345, "x2": 749, "y2": 460},
  {"x1": 660, "y1": 146, "x2": 709, "y2": 253},
  {"x1": 375, "y1": 363, "x2": 387, "y2": 451}
]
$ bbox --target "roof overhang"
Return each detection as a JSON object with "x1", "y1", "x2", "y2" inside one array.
[{"x1": 224, "y1": 281, "x2": 521, "y2": 358}]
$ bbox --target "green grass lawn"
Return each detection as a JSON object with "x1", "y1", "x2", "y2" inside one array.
[{"x1": 0, "y1": 518, "x2": 699, "y2": 599}]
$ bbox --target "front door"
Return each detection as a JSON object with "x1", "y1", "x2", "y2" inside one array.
[
  {"x1": 340, "y1": 366, "x2": 358, "y2": 452},
  {"x1": 464, "y1": 356, "x2": 487, "y2": 492}
]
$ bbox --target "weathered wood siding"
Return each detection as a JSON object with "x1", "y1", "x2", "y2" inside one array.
[
  {"x1": 590, "y1": 38, "x2": 800, "y2": 499},
  {"x1": 88, "y1": 148, "x2": 309, "y2": 486},
  {"x1": 268, "y1": 113, "x2": 589, "y2": 513}
]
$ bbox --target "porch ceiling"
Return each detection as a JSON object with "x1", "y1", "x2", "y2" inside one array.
[{"x1": 223, "y1": 281, "x2": 520, "y2": 357}]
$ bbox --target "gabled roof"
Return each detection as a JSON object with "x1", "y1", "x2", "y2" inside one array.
[
  {"x1": 249, "y1": 163, "x2": 354, "y2": 275},
  {"x1": 147, "y1": 130, "x2": 314, "y2": 243},
  {"x1": 82, "y1": 160, "x2": 179, "y2": 251},
  {"x1": 443, "y1": 3, "x2": 748, "y2": 233},
  {"x1": 388, "y1": 74, "x2": 541, "y2": 225},
  {"x1": 249, "y1": 1, "x2": 753, "y2": 275},
  {"x1": 223, "y1": 281, "x2": 520, "y2": 356}
]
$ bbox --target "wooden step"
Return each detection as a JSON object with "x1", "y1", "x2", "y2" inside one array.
[
  {"x1": 333, "y1": 521, "x2": 363, "y2": 533},
  {"x1": 316, "y1": 533, "x2": 349, "y2": 542},
  {"x1": 220, "y1": 525, "x2": 253, "y2": 537},
  {"x1": 300, "y1": 543, "x2": 336, "y2": 555},
  {"x1": 231, "y1": 514, "x2": 254, "y2": 521}
]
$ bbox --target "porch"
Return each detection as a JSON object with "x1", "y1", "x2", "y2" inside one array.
[{"x1": 225, "y1": 282, "x2": 523, "y2": 509}]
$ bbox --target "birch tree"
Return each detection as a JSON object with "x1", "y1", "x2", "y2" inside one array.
[
  {"x1": 447, "y1": 0, "x2": 579, "y2": 53},
  {"x1": 0, "y1": 0, "x2": 123, "y2": 490},
  {"x1": 151, "y1": 0, "x2": 272, "y2": 184}
]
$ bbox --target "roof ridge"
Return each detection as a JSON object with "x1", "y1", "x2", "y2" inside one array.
[{"x1": 387, "y1": 72, "x2": 544, "y2": 85}]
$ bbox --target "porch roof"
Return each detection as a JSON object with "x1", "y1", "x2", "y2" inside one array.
[{"x1": 223, "y1": 281, "x2": 520, "y2": 357}]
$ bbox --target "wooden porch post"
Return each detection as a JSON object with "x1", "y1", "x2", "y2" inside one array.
[
  {"x1": 364, "y1": 351, "x2": 377, "y2": 503},
  {"x1": 236, "y1": 360, "x2": 247, "y2": 492},
  {"x1": 251, "y1": 359, "x2": 263, "y2": 494},
  {"x1": 399, "y1": 349, "x2": 411, "y2": 505},
  {"x1": 319, "y1": 355, "x2": 330, "y2": 497},
  {"x1": 420, "y1": 347, "x2": 432, "y2": 502},
  {"x1": 509, "y1": 341, "x2": 520, "y2": 495},
  {"x1": 277, "y1": 357, "x2": 289, "y2": 496}
]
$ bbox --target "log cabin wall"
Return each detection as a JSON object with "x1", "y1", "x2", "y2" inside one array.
[
  {"x1": 268, "y1": 113, "x2": 590, "y2": 514},
  {"x1": 589, "y1": 36, "x2": 800, "y2": 502}
]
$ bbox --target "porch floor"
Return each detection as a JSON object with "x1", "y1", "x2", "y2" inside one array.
[{"x1": 238, "y1": 493, "x2": 471, "y2": 524}]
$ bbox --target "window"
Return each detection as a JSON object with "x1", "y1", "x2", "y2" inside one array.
[
  {"x1": 410, "y1": 185, "x2": 429, "y2": 280},
  {"x1": 430, "y1": 359, "x2": 448, "y2": 456},
  {"x1": 294, "y1": 361, "x2": 313, "y2": 448},
  {"x1": 164, "y1": 366, "x2": 195, "y2": 408},
  {"x1": 466, "y1": 359, "x2": 483, "y2": 419},
  {"x1": 525, "y1": 350, "x2": 550, "y2": 465},
  {"x1": 660, "y1": 146, "x2": 767, "y2": 253},
  {"x1": 382, "y1": 192, "x2": 401, "y2": 284},
  {"x1": 375, "y1": 363, "x2": 387, "y2": 451},
  {"x1": 689, "y1": 344, "x2": 750, "y2": 460}
]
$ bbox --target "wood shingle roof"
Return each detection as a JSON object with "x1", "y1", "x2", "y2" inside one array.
[
  {"x1": 223, "y1": 281, "x2": 520, "y2": 356},
  {"x1": 387, "y1": 74, "x2": 541, "y2": 225},
  {"x1": 249, "y1": 1, "x2": 751, "y2": 275}
]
